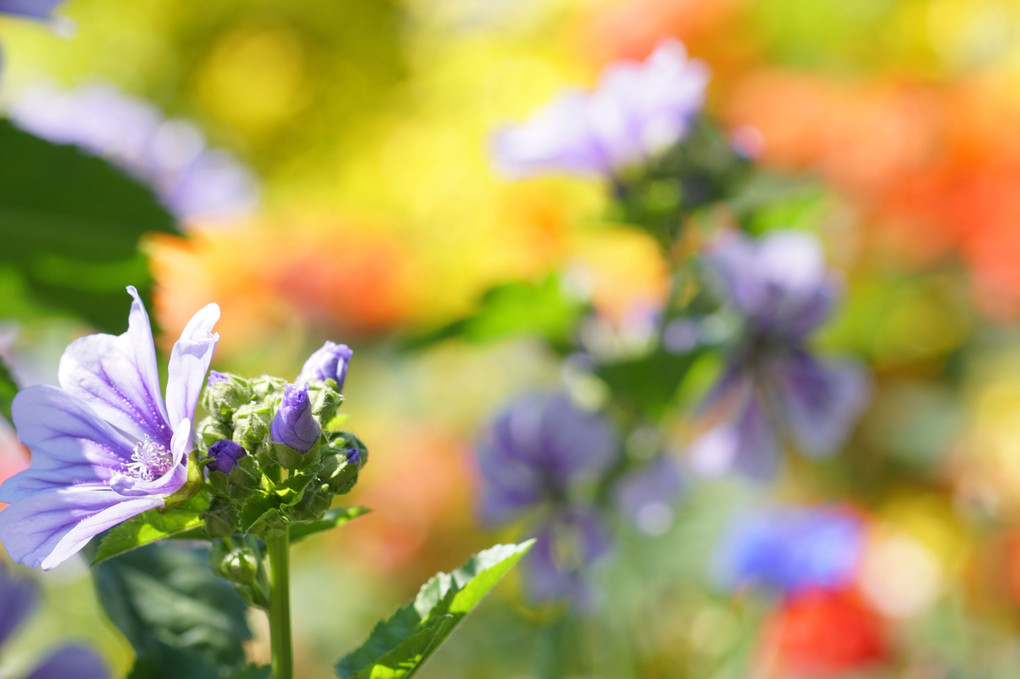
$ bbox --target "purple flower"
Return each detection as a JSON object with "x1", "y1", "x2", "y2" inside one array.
[
  {"x1": 270, "y1": 383, "x2": 320, "y2": 453},
  {"x1": 689, "y1": 231, "x2": 868, "y2": 479},
  {"x1": 713, "y1": 506, "x2": 864, "y2": 595},
  {"x1": 8, "y1": 82, "x2": 259, "y2": 223},
  {"x1": 491, "y1": 39, "x2": 709, "y2": 179},
  {"x1": 0, "y1": 565, "x2": 109, "y2": 678},
  {"x1": 527, "y1": 507, "x2": 611, "y2": 606},
  {"x1": 0, "y1": 0, "x2": 64, "y2": 20},
  {"x1": 612, "y1": 455, "x2": 685, "y2": 535},
  {"x1": 476, "y1": 392, "x2": 617, "y2": 524},
  {"x1": 207, "y1": 439, "x2": 247, "y2": 474},
  {"x1": 297, "y1": 341, "x2": 353, "y2": 391},
  {"x1": 0, "y1": 287, "x2": 220, "y2": 569}
]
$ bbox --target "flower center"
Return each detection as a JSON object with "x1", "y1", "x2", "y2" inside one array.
[{"x1": 125, "y1": 437, "x2": 174, "y2": 482}]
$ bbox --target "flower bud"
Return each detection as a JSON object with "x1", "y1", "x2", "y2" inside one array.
[
  {"x1": 207, "y1": 439, "x2": 248, "y2": 474},
  {"x1": 298, "y1": 341, "x2": 353, "y2": 391},
  {"x1": 270, "y1": 383, "x2": 321, "y2": 453},
  {"x1": 232, "y1": 402, "x2": 272, "y2": 451},
  {"x1": 197, "y1": 416, "x2": 233, "y2": 449},
  {"x1": 201, "y1": 371, "x2": 253, "y2": 416}
]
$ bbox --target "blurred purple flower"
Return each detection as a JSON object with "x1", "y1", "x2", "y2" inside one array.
[
  {"x1": 0, "y1": 0, "x2": 64, "y2": 20},
  {"x1": 689, "y1": 231, "x2": 868, "y2": 479},
  {"x1": 476, "y1": 393, "x2": 618, "y2": 604},
  {"x1": 713, "y1": 506, "x2": 864, "y2": 595},
  {"x1": 298, "y1": 341, "x2": 353, "y2": 392},
  {"x1": 0, "y1": 287, "x2": 220, "y2": 569},
  {"x1": 612, "y1": 455, "x2": 685, "y2": 535},
  {"x1": 476, "y1": 392, "x2": 617, "y2": 524},
  {"x1": 491, "y1": 39, "x2": 709, "y2": 179},
  {"x1": 0, "y1": 565, "x2": 109, "y2": 679},
  {"x1": 8, "y1": 82, "x2": 259, "y2": 223},
  {"x1": 271, "y1": 383, "x2": 320, "y2": 453},
  {"x1": 527, "y1": 507, "x2": 612, "y2": 605}
]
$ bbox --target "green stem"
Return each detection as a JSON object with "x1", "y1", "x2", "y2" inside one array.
[{"x1": 267, "y1": 527, "x2": 293, "y2": 679}]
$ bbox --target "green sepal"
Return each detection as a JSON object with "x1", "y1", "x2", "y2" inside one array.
[
  {"x1": 335, "y1": 541, "x2": 534, "y2": 679},
  {"x1": 91, "y1": 492, "x2": 210, "y2": 565}
]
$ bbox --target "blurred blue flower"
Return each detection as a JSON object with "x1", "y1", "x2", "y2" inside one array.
[
  {"x1": 476, "y1": 392, "x2": 617, "y2": 524},
  {"x1": 527, "y1": 507, "x2": 612, "y2": 607},
  {"x1": 713, "y1": 506, "x2": 864, "y2": 595},
  {"x1": 8, "y1": 82, "x2": 259, "y2": 223},
  {"x1": 0, "y1": 564, "x2": 109, "y2": 679},
  {"x1": 476, "y1": 392, "x2": 617, "y2": 603},
  {"x1": 689, "y1": 231, "x2": 869, "y2": 479},
  {"x1": 491, "y1": 39, "x2": 709, "y2": 179},
  {"x1": 0, "y1": 0, "x2": 64, "y2": 21}
]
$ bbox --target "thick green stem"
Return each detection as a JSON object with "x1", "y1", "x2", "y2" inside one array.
[{"x1": 267, "y1": 528, "x2": 293, "y2": 679}]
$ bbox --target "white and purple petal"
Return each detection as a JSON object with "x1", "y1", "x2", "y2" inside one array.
[
  {"x1": 57, "y1": 287, "x2": 171, "y2": 447},
  {"x1": 0, "y1": 485, "x2": 164, "y2": 570},
  {"x1": 0, "y1": 386, "x2": 135, "y2": 502},
  {"x1": 165, "y1": 301, "x2": 221, "y2": 431}
]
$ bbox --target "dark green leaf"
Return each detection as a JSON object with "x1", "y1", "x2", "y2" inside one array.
[
  {"x1": 290, "y1": 506, "x2": 369, "y2": 543},
  {"x1": 402, "y1": 276, "x2": 585, "y2": 353},
  {"x1": 93, "y1": 493, "x2": 210, "y2": 564},
  {"x1": 89, "y1": 542, "x2": 252, "y2": 679},
  {"x1": 335, "y1": 541, "x2": 533, "y2": 679},
  {"x1": 0, "y1": 120, "x2": 180, "y2": 332}
]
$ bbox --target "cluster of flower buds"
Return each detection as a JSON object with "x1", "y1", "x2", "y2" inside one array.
[{"x1": 194, "y1": 342, "x2": 367, "y2": 544}]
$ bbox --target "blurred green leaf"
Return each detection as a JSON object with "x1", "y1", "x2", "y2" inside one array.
[
  {"x1": 597, "y1": 348, "x2": 703, "y2": 416},
  {"x1": 335, "y1": 541, "x2": 534, "y2": 679},
  {"x1": 89, "y1": 542, "x2": 252, "y2": 679},
  {"x1": 402, "y1": 275, "x2": 586, "y2": 353},
  {"x1": 0, "y1": 120, "x2": 180, "y2": 332},
  {"x1": 92, "y1": 493, "x2": 211, "y2": 565},
  {"x1": 0, "y1": 355, "x2": 16, "y2": 422},
  {"x1": 290, "y1": 506, "x2": 369, "y2": 543}
]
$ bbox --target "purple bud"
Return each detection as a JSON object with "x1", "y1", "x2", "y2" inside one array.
[
  {"x1": 271, "y1": 383, "x2": 321, "y2": 452},
  {"x1": 207, "y1": 370, "x2": 228, "y2": 385},
  {"x1": 297, "y1": 341, "x2": 353, "y2": 391},
  {"x1": 345, "y1": 448, "x2": 360, "y2": 466},
  {"x1": 207, "y1": 439, "x2": 247, "y2": 474}
]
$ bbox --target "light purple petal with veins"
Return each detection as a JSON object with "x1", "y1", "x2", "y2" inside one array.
[
  {"x1": 0, "y1": 386, "x2": 133, "y2": 501},
  {"x1": 57, "y1": 286, "x2": 170, "y2": 446},
  {"x1": 165, "y1": 302, "x2": 220, "y2": 431},
  {"x1": 0, "y1": 485, "x2": 163, "y2": 569},
  {"x1": 0, "y1": 288, "x2": 220, "y2": 569},
  {"x1": 24, "y1": 644, "x2": 110, "y2": 679}
]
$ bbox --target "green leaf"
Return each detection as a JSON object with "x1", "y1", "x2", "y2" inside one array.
[
  {"x1": 290, "y1": 506, "x2": 369, "y2": 543},
  {"x1": 92, "y1": 493, "x2": 210, "y2": 564},
  {"x1": 0, "y1": 355, "x2": 17, "y2": 423},
  {"x1": 0, "y1": 120, "x2": 180, "y2": 332},
  {"x1": 89, "y1": 542, "x2": 253, "y2": 679},
  {"x1": 402, "y1": 276, "x2": 585, "y2": 353},
  {"x1": 597, "y1": 348, "x2": 702, "y2": 416},
  {"x1": 335, "y1": 541, "x2": 534, "y2": 679}
]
